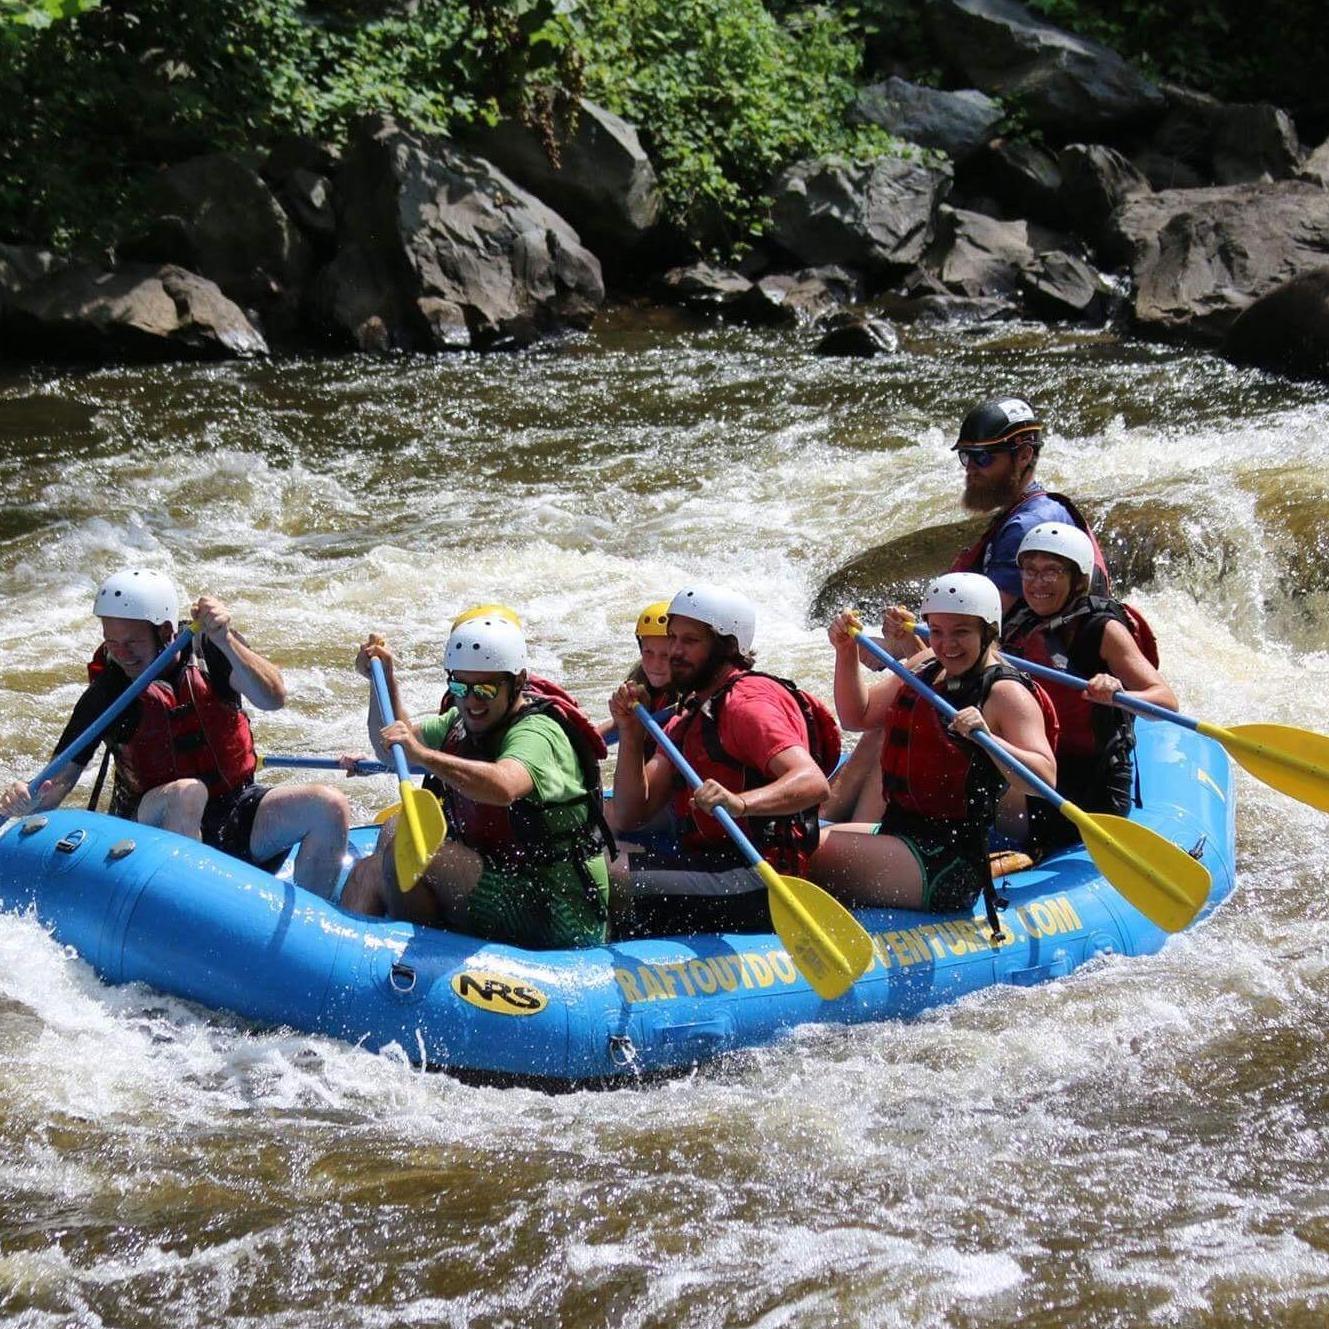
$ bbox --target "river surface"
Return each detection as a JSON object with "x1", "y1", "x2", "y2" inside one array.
[{"x1": 2, "y1": 316, "x2": 1328, "y2": 1327}]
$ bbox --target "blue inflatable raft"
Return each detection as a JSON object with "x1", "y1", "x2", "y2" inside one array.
[{"x1": 0, "y1": 722, "x2": 1235, "y2": 1087}]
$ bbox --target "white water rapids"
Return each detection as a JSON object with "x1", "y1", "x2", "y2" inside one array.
[{"x1": 2, "y1": 318, "x2": 1328, "y2": 1327}]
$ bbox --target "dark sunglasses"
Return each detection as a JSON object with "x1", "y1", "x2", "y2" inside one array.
[
  {"x1": 956, "y1": 444, "x2": 1019, "y2": 470},
  {"x1": 956, "y1": 443, "x2": 1015, "y2": 470},
  {"x1": 446, "y1": 676, "x2": 505, "y2": 702}
]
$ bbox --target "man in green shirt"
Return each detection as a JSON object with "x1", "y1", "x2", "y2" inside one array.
[{"x1": 340, "y1": 612, "x2": 610, "y2": 948}]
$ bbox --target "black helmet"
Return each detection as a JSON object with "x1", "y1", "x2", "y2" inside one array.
[{"x1": 954, "y1": 397, "x2": 1042, "y2": 449}]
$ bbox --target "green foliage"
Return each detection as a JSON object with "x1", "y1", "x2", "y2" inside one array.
[
  {"x1": 571, "y1": 0, "x2": 905, "y2": 247},
  {"x1": 0, "y1": 0, "x2": 101, "y2": 30},
  {"x1": 0, "y1": 0, "x2": 581, "y2": 249}
]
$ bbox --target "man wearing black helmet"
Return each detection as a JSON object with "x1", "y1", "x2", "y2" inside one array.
[
  {"x1": 948, "y1": 396, "x2": 1107, "y2": 612},
  {"x1": 834, "y1": 398, "x2": 1108, "y2": 826}
]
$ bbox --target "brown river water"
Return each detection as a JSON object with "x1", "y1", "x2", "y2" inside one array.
[{"x1": 2, "y1": 315, "x2": 1328, "y2": 1327}]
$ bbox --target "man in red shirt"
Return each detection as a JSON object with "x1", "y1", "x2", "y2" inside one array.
[{"x1": 608, "y1": 584, "x2": 831, "y2": 935}]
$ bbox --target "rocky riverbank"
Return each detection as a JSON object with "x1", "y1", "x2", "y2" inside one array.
[{"x1": 3, "y1": 0, "x2": 1328, "y2": 381}]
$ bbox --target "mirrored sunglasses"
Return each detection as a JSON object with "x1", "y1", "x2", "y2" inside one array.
[{"x1": 446, "y1": 677, "x2": 503, "y2": 701}]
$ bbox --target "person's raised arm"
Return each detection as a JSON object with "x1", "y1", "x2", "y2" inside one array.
[
  {"x1": 194, "y1": 595, "x2": 286, "y2": 710},
  {"x1": 606, "y1": 681, "x2": 673, "y2": 830}
]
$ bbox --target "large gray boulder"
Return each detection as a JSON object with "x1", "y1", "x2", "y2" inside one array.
[
  {"x1": 119, "y1": 154, "x2": 313, "y2": 338},
  {"x1": 811, "y1": 496, "x2": 1232, "y2": 622},
  {"x1": 925, "y1": 0, "x2": 1164, "y2": 137},
  {"x1": 313, "y1": 114, "x2": 604, "y2": 353},
  {"x1": 1298, "y1": 137, "x2": 1329, "y2": 188},
  {"x1": 0, "y1": 261, "x2": 268, "y2": 361},
  {"x1": 1107, "y1": 182, "x2": 1329, "y2": 342},
  {"x1": 957, "y1": 139, "x2": 1067, "y2": 227},
  {"x1": 922, "y1": 206, "x2": 1033, "y2": 299},
  {"x1": 461, "y1": 99, "x2": 661, "y2": 267},
  {"x1": 1222, "y1": 266, "x2": 1329, "y2": 382},
  {"x1": 1058, "y1": 143, "x2": 1151, "y2": 255},
  {"x1": 1148, "y1": 86, "x2": 1302, "y2": 186},
  {"x1": 851, "y1": 78, "x2": 1002, "y2": 162},
  {"x1": 1020, "y1": 249, "x2": 1111, "y2": 322},
  {"x1": 768, "y1": 155, "x2": 952, "y2": 275}
]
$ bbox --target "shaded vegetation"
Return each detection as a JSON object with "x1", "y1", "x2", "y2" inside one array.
[
  {"x1": 1, "y1": 0, "x2": 1324, "y2": 256},
  {"x1": 0, "y1": 0, "x2": 899, "y2": 255}
]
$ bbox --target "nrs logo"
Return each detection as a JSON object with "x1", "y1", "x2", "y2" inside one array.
[{"x1": 452, "y1": 970, "x2": 548, "y2": 1016}]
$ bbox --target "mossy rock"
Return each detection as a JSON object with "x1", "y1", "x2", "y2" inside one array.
[
  {"x1": 810, "y1": 496, "x2": 1237, "y2": 622},
  {"x1": 1251, "y1": 474, "x2": 1329, "y2": 597}
]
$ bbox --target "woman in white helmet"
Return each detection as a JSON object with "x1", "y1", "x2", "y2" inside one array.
[
  {"x1": 0, "y1": 570, "x2": 350, "y2": 897},
  {"x1": 341, "y1": 612, "x2": 612, "y2": 948},
  {"x1": 999, "y1": 522, "x2": 1177, "y2": 851},
  {"x1": 811, "y1": 573, "x2": 1058, "y2": 915}
]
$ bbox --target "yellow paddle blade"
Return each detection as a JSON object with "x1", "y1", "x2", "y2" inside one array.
[
  {"x1": 1200, "y1": 721, "x2": 1329, "y2": 813},
  {"x1": 758, "y1": 861, "x2": 873, "y2": 1000},
  {"x1": 392, "y1": 783, "x2": 447, "y2": 894},
  {"x1": 373, "y1": 801, "x2": 402, "y2": 826},
  {"x1": 1065, "y1": 806, "x2": 1210, "y2": 933}
]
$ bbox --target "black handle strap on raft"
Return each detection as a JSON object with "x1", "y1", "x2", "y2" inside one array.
[
  {"x1": 982, "y1": 880, "x2": 1009, "y2": 945},
  {"x1": 86, "y1": 746, "x2": 112, "y2": 812}
]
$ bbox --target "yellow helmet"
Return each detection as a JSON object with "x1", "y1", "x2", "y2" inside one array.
[
  {"x1": 451, "y1": 603, "x2": 521, "y2": 630},
  {"x1": 635, "y1": 601, "x2": 671, "y2": 638}
]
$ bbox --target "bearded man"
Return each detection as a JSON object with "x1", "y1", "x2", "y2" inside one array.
[
  {"x1": 608, "y1": 584, "x2": 833, "y2": 936},
  {"x1": 946, "y1": 396, "x2": 1108, "y2": 612}
]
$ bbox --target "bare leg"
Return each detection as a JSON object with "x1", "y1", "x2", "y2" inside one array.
[
  {"x1": 341, "y1": 841, "x2": 389, "y2": 916},
  {"x1": 822, "y1": 731, "x2": 885, "y2": 823},
  {"x1": 137, "y1": 779, "x2": 208, "y2": 839},
  {"x1": 248, "y1": 783, "x2": 351, "y2": 898},
  {"x1": 809, "y1": 823, "x2": 926, "y2": 909},
  {"x1": 341, "y1": 816, "x2": 485, "y2": 929},
  {"x1": 387, "y1": 838, "x2": 486, "y2": 928}
]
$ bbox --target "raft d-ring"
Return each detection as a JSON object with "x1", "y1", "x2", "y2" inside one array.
[
  {"x1": 389, "y1": 961, "x2": 417, "y2": 994},
  {"x1": 608, "y1": 1034, "x2": 638, "y2": 1068},
  {"x1": 55, "y1": 829, "x2": 86, "y2": 853}
]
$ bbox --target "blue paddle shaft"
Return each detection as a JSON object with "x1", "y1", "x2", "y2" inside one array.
[
  {"x1": 26, "y1": 624, "x2": 198, "y2": 798},
  {"x1": 603, "y1": 704, "x2": 679, "y2": 747},
  {"x1": 907, "y1": 621, "x2": 1198, "y2": 732},
  {"x1": 262, "y1": 755, "x2": 424, "y2": 776},
  {"x1": 996, "y1": 651, "x2": 1198, "y2": 731},
  {"x1": 368, "y1": 657, "x2": 412, "y2": 784},
  {"x1": 633, "y1": 702, "x2": 761, "y2": 869},
  {"x1": 852, "y1": 630, "x2": 1066, "y2": 809}
]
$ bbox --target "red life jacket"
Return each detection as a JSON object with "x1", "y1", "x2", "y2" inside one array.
[
  {"x1": 87, "y1": 643, "x2": 256, "y2": 802},
  {"x1": 1002, "y1": 595, "x2": 1156, "y2": 801},
  {"x1": 424, "y1": 679, "x2": 613, "y2": 906},
  {"x1": 952, "y1": 489, "x2": 1112, "y2": 595},
  {"x1": 670, "y1": 670, "x2": 842, "y2": 874},
  {"x1": 879, "y1": 658, "x2": 1058, "y2": 824}
]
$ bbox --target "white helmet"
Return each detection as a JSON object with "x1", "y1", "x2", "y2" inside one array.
[
  {"x1": 93, "y1": 569, "x2": 179, "y2": 627},
  {"x1": 444, "y1": 614, "x2": 527, "y2": 675},
  {"x1": 1017, "y1": 522, "x2": 1094, "y2": 576},
  {"x1": 668, "y1": 584, "x2": 756, "y2": 653},
  {"x1": 919, "y1": 572, "x2": 1002, "y2": 630}
]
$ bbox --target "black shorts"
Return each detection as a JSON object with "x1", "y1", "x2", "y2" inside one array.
[
  {"x1": 620, "y1": 844, "x2": 771, "y2": 937},
  {"x1": 200, "y1": 783, "x2": 278, "y2": 868},
  {"x1": 877, "y1": 811, "x2": 989, "y2": 913}
]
